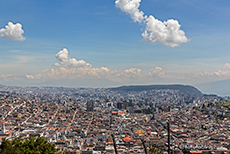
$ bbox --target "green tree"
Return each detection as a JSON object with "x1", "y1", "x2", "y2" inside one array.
[
  {"x1": 0, "y1": 136, "x2": 59, "y2": 154},
  {"x1": 149, "y1": 143, "x2": 163, "y2": 154},
  {"x1": 182, "y1": 148, "x2": 190, "y2": 154}
]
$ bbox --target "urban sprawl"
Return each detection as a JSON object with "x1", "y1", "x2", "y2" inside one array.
[{"x1": 0, "y1": 85, "x2": 230, "y2": 154}]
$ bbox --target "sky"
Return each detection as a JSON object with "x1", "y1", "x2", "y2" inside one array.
[{"x1": 0, "y1": 0, "x2": 230, "y2": 92}]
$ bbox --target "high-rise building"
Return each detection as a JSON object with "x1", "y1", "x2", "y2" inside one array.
[
  {"x1": 117, "y1": 102, "x2": 123, "y2": 109},
  {"x1": 87, "y1": 100, "x2": 94, "y2": 111},
  {"x1": 154, "y1": 107, "x2": 158, "y2": 119},
  {"x1": 122, "y1": 102, "x2": 129, "y2": 110},
  {"x1": 0, "y1": 123, "x2": 5, "y2": 134}
]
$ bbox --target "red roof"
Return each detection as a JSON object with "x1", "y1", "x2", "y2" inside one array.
[
  {"x1": 190, "y1": 151, "x2": 202, "y2": 153},
  {"x1": 0, "y1": 122, "x2": 9, "y2": 124},
  {"x1": 123, "y1": 136, "x2": 134, "y2": 142}
]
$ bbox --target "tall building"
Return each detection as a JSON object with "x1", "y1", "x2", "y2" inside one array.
[
  {"x1": 87, "y1": 100, "x2": 94, "y2": 111},
  {"x1": 151, "y1": 107, "x2": 158, "y2": 120},
  {"x1": 0, "y1": 123, "x2": 6, "y2": 134},
  {"x1": 117, "y1": 102, "x2": 122, "y2": 109},
  {"x1": 122, "y1": 102, "x2": 129, "y2": 110},
  {"x1": 154, "y1": 107, "x2": 158, "y2": 119}
]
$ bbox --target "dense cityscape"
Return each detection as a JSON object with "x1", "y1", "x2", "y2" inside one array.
[{"x1": 0, "y1": 85, "x2": 230, "y2": 154}]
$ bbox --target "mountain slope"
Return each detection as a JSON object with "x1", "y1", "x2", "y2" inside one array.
[{"x1": 109, "y1": 84, "x2": 203, "y2": 96}]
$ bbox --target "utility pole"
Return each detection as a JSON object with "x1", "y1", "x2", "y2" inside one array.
[
  {"x1": 111, "y1": 134, "x2": 118, "y2": 154},
  {"x1": 168, "y1": 122, "x2": 170, "y2": 154},
  {"x1": 141, "y1": 139, "x2": 148, "y2": 154}
]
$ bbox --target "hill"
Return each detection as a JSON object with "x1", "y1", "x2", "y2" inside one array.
[{"x1": 109, "y1": 84, "x2": 203, "y2": 96}]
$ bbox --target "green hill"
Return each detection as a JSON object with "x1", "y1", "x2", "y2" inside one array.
[{"x1": 109, "y1": 84, "x2": 203, "y2": 96}]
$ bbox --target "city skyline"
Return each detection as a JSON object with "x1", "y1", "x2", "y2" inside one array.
[{"x1": 0, "y1": 0, "x2": 230, "y2": 94}]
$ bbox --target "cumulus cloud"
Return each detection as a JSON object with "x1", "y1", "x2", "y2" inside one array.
[
  {"x1": 26, "y1": 48, "x2": 115, "y2": 80},
  {"x1": 122, "y1": 68, "x2": 142, "y2": 78},
  {"x1": 214, "y1": 70, "x2": 230, "y2": 76},
  {"x1": 88, "y1": 67, "x2": 111, "y2": 78},
  {"x1": 26, "y1": 48, "x2": 145, "y2": 83},
  {"x1": 27, "y1": 48, "x2": 210, "y2": 85},
  {"x1": 199, "y1": 70, "x2": 230, "y2": 77},
  {"x1": 225, "y1": 63, "x2": 230, "y2": 69},
  {"x1": 0, "y1": 74, "x2": 12, "y2": 80},
  {"x1": 149, "y1": 67, "x2": 165, "y2": 78},
  {"x1": 115, "y1": 0, "x2": 189, "y2": 47},
  {"x1": 142, "y1": 17, "x2": 189, "y2": 47},
  {"x1": 25, "y1": 74, "x2": 35, "y2": 79},
  {"x1": 115, "y1": 0, "x2": 144, "y2": 23},
  {"x1": 26, "y1": 66, "x2": 114, "y2": 80},
  {"x1": 0, "y1": 22, "x2": 26, "y2": 41},
  {"x1": 55, "y1": 48, "x2": 92, "y2": 67},
  {"x1": 150, "y1": 67, "x2": 162, "y2": 74},
  {"x1": 197, "y1": 63, "x2": 230, "y2": 78},
  {"x1": 24, "y1": 52, "x2": 230, "y2": 86}
]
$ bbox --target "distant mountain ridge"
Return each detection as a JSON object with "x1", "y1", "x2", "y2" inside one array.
[
  {"x1": 109, "y1": 84, "x2": 203, "y2": 96},
  {"x1": 196, "y1": 79, "x2": 230, "y2": 96}
]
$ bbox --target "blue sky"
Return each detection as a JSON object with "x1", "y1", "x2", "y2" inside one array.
[{"x1": 0, "y1": 0, "x2": 230, "y2": 91}]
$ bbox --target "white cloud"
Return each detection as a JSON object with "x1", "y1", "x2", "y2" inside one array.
[
  {"x1": 142, "y1": 16, "x2": 190, "y2": 47},
  {"x1": 88, "y1": 67, "x2": 111, "y2": 78},
  {"x1": 122, "y1": 68, "x2": 142, "y2": 78},
  {"x1": 0, "y1": 74, "x2": 12, "y2": 79},
  {"x1": 197, "y1": 63, "x2": 230, "y2": 78},
  {"x1": 55, "y1": 48, "x2": 92, "y2": 67},
  {"x1": 225, "y1": 63, "x2": 230, "y2": 69},
  {"x1": 199, "y1": 70, "x2": 230, "y2": 77},
  {"x1": 25, "y1": 74, "x2": 35, "y2": 79},
  {"x1": 214, "y1": 70, "x2": 230, "y2": 76},
  {"x1": 0, "y1": 22, "x2": 26, "y2": 41},
  {"x1": 27, "y1": 48, "x2": 230, "y2": 85},
  {"x1": 26, "y1": 48, "x2": 145, "y2": 83},
  {"x1": 26, "y1": 48, "x2": 114, "y2": 80},
  {"x1": 22, "y1": 58, "x2": 230, "y2": 86},
  {"x1": 190, "y1": 63, "x2": 230, "y2": 79},
  {"x1": 149, "y1": 67, "x2": 165, "y2": 78},
  {"x1": 26, "y1": 67, "x2": 113, "y2": 80},
  {"x1": 150, "y1": 67, "x2": 162, "y2": 74},
  {"x1": 115, "y1": 0, "x2": 144, "y2": 23},
  {"x1": 22, "y1": 49, "x2": 230, "y2": 86},
  {"x1": 115, "y1": 0, "x2": 190, "y2": 47}
]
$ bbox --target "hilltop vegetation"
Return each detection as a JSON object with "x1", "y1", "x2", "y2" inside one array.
[{"x1": 109, "y1": 84, "x2": 203, "y2": 96}]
